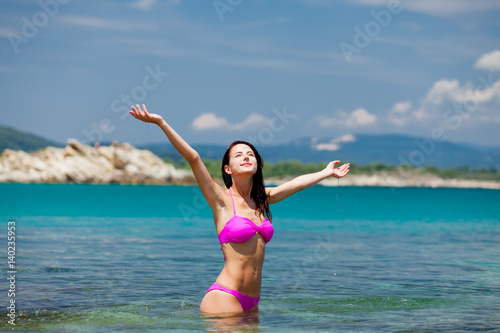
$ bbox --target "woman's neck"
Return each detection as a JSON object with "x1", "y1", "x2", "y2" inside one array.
[{"x1": 231, "y1": 177, "x2": 253, "y2": 202}]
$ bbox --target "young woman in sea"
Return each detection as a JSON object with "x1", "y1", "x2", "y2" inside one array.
[{"x1": 129, "y1": 104, "x2": 350, "y2": 315}]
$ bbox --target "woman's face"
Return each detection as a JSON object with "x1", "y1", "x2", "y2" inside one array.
[{"x1": 225, "y1": 144, "x2": 258, "y2": 177}]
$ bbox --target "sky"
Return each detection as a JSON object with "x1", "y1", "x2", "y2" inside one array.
[{"x1": 1, "y1": 0, "x2": 500, "y2": 148}]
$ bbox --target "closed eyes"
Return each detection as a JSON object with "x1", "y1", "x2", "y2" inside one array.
[{"x1": 234, "y1": 151, "x2": 254, "y2": 158}]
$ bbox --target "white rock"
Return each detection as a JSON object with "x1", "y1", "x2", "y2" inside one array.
[{"x1": 0, "y1": 139, "x2": 195, "y2": 184}]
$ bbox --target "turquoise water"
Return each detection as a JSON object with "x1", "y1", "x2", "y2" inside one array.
[{"x1": 1, "y1": 183, "x2": 500, "y2": 332}]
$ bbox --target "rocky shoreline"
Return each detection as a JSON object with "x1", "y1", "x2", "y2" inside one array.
[
  {"x1": 0, "y1": 139, "x2": 194, "y2": 185},
  {"x1": 267, "y1": 172, "x2": 500, "y2": 190},
  {"x1": 320, "y1": 173, "x2": 500, "y2": 189},
  {"x1": 1, "y1": 140, "x2": 499, "y2": 189}
]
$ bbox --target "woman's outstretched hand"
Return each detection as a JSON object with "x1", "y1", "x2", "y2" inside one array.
[
  {"x1": 129, "y1": 104, "x2": 163, "y2": 125},
  {"x1": 325, "y1": 161, "x2": 350, "y2": 179}
]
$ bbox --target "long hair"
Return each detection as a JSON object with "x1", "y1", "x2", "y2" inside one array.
[{"x1": 221, "y1": 141, "x2": 272, "y2": 222}]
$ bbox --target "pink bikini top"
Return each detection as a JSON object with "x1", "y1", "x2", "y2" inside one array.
[{"x1": 218, "y1": 189, "x2": 274, "y2": 245}]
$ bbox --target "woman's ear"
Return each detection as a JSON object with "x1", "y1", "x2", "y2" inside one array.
[{"x1": 224, "y1": 165, "x2": 232, "y2": 175}]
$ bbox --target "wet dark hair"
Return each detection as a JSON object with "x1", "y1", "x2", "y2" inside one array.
[{"x1": 221, "y1": 141, "x2": 271, "y2": 222}]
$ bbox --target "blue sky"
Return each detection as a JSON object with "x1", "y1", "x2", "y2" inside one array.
[{"x1": 1, "y1": 0, "x2": 500, "y2": 148}]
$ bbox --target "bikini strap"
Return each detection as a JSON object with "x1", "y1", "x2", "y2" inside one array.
[{"x1": 228, "y1": 188, "x2": 237, "y2": 215}]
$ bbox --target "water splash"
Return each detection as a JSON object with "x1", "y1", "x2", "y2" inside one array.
[
  {"x1": 336, "y1": 178, "x2": 340, "y2": 201},
  {"x1": 336, "y1": 178, "x2": 341, "y2": 211}
]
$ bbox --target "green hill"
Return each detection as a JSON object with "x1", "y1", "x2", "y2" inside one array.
[{"x1": 0, "y1": 125, "x2": 63, "y2": 152}]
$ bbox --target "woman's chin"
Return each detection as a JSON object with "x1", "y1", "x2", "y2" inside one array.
[{"x1": 234, "y1": 169, "x2": 256, "y2": 177}]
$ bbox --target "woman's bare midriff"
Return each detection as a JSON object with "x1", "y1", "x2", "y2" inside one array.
[{"x1": 215, "y1": 236, "x2": 266, "y2": 297}]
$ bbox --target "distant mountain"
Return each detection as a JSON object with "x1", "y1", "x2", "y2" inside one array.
[
  {"x1": 140, "y1": 134, "x2": 500, "y2": 170},
  {"x1": 0, "y1": 125, "x2": 63, "y2": 152},
  {"x1": 1, "y1": 125, "x2": 498, "y2": 170}
]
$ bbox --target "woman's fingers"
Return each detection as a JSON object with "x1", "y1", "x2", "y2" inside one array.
[
  {"x1": 334, "y1": 163, "x2": 350, "y2": 178},
  {"x1": 129, "y1": 111, "x2": 141, "y2": 120},
  {"x1": 343, "y1": 164, "x2": 350, "y2": 175},
  {"x1": 137, "y1": 104, "x2": 146, "y2": 115},
  {"x1": 140, "y1": 104, "x2": 151, "y2": 120},
  {"x1": 137, "y1": 105, "x2": 150, "y2": 120},
  {"x1": 136, "y1": 104, "x2": 144, "y2": 116},
  {"x1": 129, "y1": 105, "x2": 149, "y2": 123},
  {"x1": 340, "y1": 164, "x2": 350, "y2": 174},
  {"x1": 335, "y1": 163, "x2": 349, "y2": 171}
]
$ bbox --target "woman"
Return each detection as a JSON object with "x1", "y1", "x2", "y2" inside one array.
[{"x1": 129, "y1": 104, "x2": 350, "y2": 315}]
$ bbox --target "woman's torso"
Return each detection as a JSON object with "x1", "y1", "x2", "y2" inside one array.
[{"x1": 212, "y1": 190, "x2": 272, "y2": 297}]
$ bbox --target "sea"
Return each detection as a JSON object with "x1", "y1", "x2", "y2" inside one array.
[{"x1": 0, "y1": 183, "x2": 499, "y2": 332}]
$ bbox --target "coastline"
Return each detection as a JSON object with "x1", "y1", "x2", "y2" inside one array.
[
  {"x1": 1, "y1": 140, "x2": 499, "y2": 189},
  {"x1": 0, "y1": 139, "x2": 195, "y2": 185},
  {"x1": 266, "y1": 174, "x2": 500, "y2": 190}
]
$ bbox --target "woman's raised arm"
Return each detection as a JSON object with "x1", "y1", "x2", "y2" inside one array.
[
  {"x1": 129, "y1": 104, "x2": 225, "y2": 208},
  {"x1": 266, "y1": 160, "x2": 350, "y2": 204}
]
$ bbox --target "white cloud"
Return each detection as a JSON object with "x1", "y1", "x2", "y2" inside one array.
[
  {"x1": 384, "y1": 77, "x2": 500, "y2": 127},
  {"x1": 317, "y1": 76, "x2": 500, "y2": 134},
  {"x1": 474, "y1": 50, "x2": 500, "y2": 72},
  {"x1": 317, "y1": 107, "x2": 377, "y2": 128},
  {"x1": 0, "y1": 27, "x2": 16, "y2": 38},
  {"x1": 314, "y1": 134, "x2": 356, "y2": 151},
  {"x1": 392, "y1": 101, "x2": 412, "y2": 113},
  {"x1": 342, "y1": 0, "x2": 500, "y2": 16},
  {"x1": 238, "y1": 113, "x2": 271, "y2": 129},
  {"x1": 405, "y1": 79, "x2": 470, "y2": 121},
  {"x1": 387, "y1": 101, "x2": 412, "y2": 126},
  {"x1": 346, "y1": 108, "x2": 377, "y2": 126},
  {"x1": 191, "y1": 113, "x2": 272, "y2": 131},
  {"x1": 191, "y1": 113, "x2": 230, "y2": 131},
  {"x1": 424, "y1": 79, "x2": 463, "y2": 105},
  {"x1": 424, "y1": 78, "x2": 500, "y2": 106}
]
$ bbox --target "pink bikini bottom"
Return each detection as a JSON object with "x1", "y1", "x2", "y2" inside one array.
[{"x1": 206, "y1": 282, "x2": 260, "y2": 312}]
